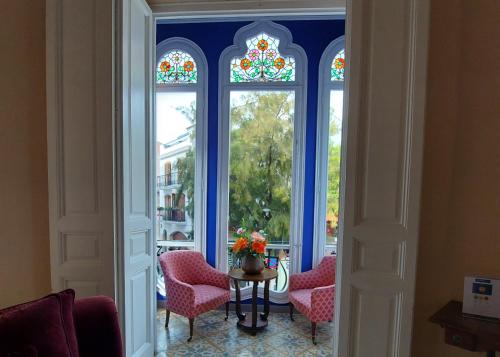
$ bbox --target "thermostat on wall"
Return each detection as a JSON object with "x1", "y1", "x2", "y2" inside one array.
[{"x1": 463, "y1": 276, "x2": 500, "y2": 320}]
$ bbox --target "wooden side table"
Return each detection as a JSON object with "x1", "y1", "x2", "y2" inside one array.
[
  {"x1": 430, "y1": 301, "x2": 500, "y2": 357},
  {"x1": 228, "y1": 268, "x2": 278, "y2": 335}
]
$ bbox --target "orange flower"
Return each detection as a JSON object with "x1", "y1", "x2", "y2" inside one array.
[
  {"x1": 160, "y1": 61, "x2": 171, "y2": 72},
  {"x1": 334, "y1": 58, "x2": 345, "y2": 70},
  {"x1": 257, "y1": 39, "x2": 269, "y2": 51},
  {"x1": 274, "y1": 57, "x2": 285, "y2": 69},
  {"x1": 240, "y1": 58, "x2": 251, "y2": 71},
  {"x1": 232, "y1": 237, "x2": 248, "y2": 253},
  {"x1": 183, "y1": 60, "x2": 195, "y2": 72},
  {"x1": 252, "y1": 241, "x2": 266, "y2": 254}
]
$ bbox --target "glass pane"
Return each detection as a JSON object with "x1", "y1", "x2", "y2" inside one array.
[
  {"x1": 157, "y1": 50, "x2": 197, "y2": 84},
  {"x1": 228, "y1": 91, "x2": 295, "y2": 246},
  {"x1": 331, "y1": 49, "x2": 345, "y2": 81},
  {"x1": 230, "y1": 33, "x2": 295, "y2": 83},
  {"x1": 156, "y1": 92, "x2": 196, "y2": 244},
  {"x1": 325, "y1": 90, "x2": 343, "y2": 250}
]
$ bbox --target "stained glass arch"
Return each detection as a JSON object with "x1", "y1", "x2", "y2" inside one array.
[
  {"x1": 331, "y1": 49, "x2": 345, "y2": 81},
  {"x1": 223, "y1": 21, "x2": 306, "y2": 85},
  {"x1": 156, "y1": 38, "x2": 207, "y2": 86},
  {"x1": 157, "y1": 49, "x2": 197, "y2": 84},
  {"x1": 230, "y1": 33, "x2": 295, "y2": 83}
]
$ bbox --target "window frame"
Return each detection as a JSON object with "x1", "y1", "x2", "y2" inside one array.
[
  {"x1": 155, "y1": 37, "x2": 208, "y2": 255},
  {"x1": 313, "y1": 36, "x2": 345, "y2": 267},
  {"x1": 216, "y1": 21, "x2": 307, "y2": 303}
]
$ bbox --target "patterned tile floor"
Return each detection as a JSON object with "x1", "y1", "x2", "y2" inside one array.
[{"x1": 155, "y1": 309, "x2": 334, "y2": 356}]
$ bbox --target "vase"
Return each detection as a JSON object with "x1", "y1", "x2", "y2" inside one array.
[{"x1": 241, "y1": 255, "x2": 264, "y2": 275}]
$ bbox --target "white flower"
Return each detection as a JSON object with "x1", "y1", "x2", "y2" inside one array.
[{"x1": 237, "y1": 228, "x2": 245, "y2": 235}]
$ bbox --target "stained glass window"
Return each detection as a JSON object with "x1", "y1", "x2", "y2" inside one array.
[
  {"x1": 331, "y1": 49, "x2": 345, "y2": 81},
  {"x1": 230, "y1": 33, "x2": 296, "y2": 83},
  {"x1": 157, "y1": 50, "x2": 197, "y2": 84}
]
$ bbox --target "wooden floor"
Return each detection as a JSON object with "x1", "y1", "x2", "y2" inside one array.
[{"x1": 155, "y1": 309, "x2": 334, "y2": 356}]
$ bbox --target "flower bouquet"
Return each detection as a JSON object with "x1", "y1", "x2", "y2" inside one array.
[{"x1": 229, "y1": 227, "x2": 268, "y2": 274}]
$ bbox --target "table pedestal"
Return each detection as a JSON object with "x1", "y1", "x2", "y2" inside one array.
[{"x1": 230, "y1": 269, "x2": 276, "y2": 336}]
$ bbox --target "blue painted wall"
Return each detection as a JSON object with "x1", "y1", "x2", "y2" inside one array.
[{"x1": 157, "y1": 19, "x2": 345, "y2": 272}]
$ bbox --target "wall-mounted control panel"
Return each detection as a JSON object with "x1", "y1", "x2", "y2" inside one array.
[{"x1": 463, "y1": 276, "x2": 500, "y2": 319}]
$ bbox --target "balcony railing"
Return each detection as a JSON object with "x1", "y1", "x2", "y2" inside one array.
[
  {"x1": 157, "y1": 172, "x2": 178, "y2": 187},
  {"x1": 158, "y1": 208, "x2": 186, "y2": 222}
]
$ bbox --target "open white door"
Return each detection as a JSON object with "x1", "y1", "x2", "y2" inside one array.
[
  {"x1": 336, "y1": 0, "x2": 429, "y2": 356},
  {"x1": 46, "y1": 0, "x2": 115, "y2": 299},
  {"x1": 117, "y1": 0, "x2": 155, "y2": 356}
]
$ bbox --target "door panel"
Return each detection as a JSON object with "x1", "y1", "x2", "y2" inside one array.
[
  {"x1": 337, "y1": 0, "x2": 429, "y2": 356},
  {"x1": 119, "y1": 0, "x2": 155, "y2": 356},
  {"x1": 46, "y1": 0, "x2": 115, "y2": 299}
]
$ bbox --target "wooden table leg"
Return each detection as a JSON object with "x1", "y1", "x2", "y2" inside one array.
[
  {"x1": 234, "y1": 279, "x2": 245, "y2": 321},
  {"x1": 261, "y1": 279, "x2": 270, "y2": 321},
  {"x1": 251, "y1": 281, "x2": 258, "y2": 334}
]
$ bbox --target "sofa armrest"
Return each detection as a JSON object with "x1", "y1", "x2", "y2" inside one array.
[{"x1": 73, "y1": 296, "x2": 123, "y2": 357}]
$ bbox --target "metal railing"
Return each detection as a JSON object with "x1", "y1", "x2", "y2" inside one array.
[
  {"x1": 158, "y1": 208, "x2": 186, "y2": 222},
  {"x1": 157, "y1": 172, "x2": 178, "y2": 187}
]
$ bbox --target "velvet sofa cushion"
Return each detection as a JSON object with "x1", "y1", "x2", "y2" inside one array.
[{"x1": 0, "y1": 289, "x2": 79, "y2": 357}]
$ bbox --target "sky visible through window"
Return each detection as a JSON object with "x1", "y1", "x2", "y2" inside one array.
[{"x1": 156, "y1": 92, "x2": 196, "y2": 145}]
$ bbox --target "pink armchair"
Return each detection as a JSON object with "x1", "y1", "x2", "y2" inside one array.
[
  {"x1": 288, "y1": 255, "x2": 336, "y2": 344},
  {"x1": 159, "y1": 250, "x2": 230, "y2": 341}
]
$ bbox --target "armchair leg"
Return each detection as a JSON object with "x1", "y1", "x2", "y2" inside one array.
[
  {"x1": 311, "y1": 322, "x2": 317, "y2": 345},
  {"x1": 225, "y1": 302, "x2": 229, "y2": 321},
  {"x1": 289, "y1": 303, "x2": 295, "y2": 321},
  {"x1": 165, "y1": 309, "x2": 170, "y2": 328},
  {"x1": 187, "y1": 318, "x2": 194, "y2": 342}
]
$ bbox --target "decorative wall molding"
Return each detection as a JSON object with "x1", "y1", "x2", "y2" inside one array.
[{"x1": 150, "y1": 0, "x2": 346, "y2": 16}]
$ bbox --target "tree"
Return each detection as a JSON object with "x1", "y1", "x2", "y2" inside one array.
[
  {"x1": 173, "y1": 91, "x2": 342, "y2": 246},
  {"x1": 228, "y1": 92, "x2": 294, "y2": 244},
  {"x1": 326, "y1": 107, "x2": 342, "y2": 239}
]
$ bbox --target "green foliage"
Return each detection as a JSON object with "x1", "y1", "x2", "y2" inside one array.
[
  {"x1": 326, "y1": 105, "x2": 342, "y2": 238},
  {"x1": 174, "y1": 91, "x2": 342, "y2": 246},
  {"x1": 228, "y1": 91, "x2": 294, "y2": 244}
]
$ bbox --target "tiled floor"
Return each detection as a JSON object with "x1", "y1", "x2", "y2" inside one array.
[{"x1": 156, "y1": 309, "x2": 334, "y2": 356}]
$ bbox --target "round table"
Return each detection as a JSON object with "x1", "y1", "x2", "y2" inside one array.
[{"x1": 228, "y1": 268, "x2": 278, "y2": 335}]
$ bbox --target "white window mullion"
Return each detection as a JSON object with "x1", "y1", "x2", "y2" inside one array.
[{"x1": 313, "y1": 36, "x2": 345, "y2": 267}]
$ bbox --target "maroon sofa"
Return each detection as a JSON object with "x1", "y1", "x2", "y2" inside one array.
[{"x1": 0, "y1": 290, "x2": 123, "y2": 357}]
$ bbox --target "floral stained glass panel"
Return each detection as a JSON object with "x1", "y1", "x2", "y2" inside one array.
[
  {"x1": 331, "y1": 49, "x2": 345, "y2": 81},
  {"x1": 230, "y1": 33, "x2": 295, "y2": 83},
  {"x1": 157, "y1": 50, "x2": 197, "y2": 84}
]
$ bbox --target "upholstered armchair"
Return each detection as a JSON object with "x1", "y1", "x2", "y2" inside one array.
[
  {"x1": 159, "y1": 250, "x2": 230, "y2": 341},
  {"x1": 288, "y1": 255, "x2": 336, "y2": 344}
]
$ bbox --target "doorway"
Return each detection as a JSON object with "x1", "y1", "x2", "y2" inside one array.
[{"x1": 153, "y1": 17, "x2": 345, "y2": 355}]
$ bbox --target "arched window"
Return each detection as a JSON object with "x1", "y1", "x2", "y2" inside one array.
[
  {"x1": 313, "y1": 36, "x2": 345, "y2": 266},
  {"x1": 217, "y1": 21, "x2": 307, "y2": 301},
  {"x1": 156, "y1": 38, "x2": 207, "y2": 254}
]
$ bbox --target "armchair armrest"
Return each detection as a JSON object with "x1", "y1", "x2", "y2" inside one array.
[
  {"x1": 311, "y1": 285, "x2": 335, "y2": 322},
  {"x1": 290, "y1": 268, "x2": 327, "y2": 291},
  {"x1": 73, "y1": 296, "x2": 123, "y2": 357},
  {"x1": 165, "y1": 276, "x2": 195, "y2": 312},
  {"x1": 201, "y1": 264, "x2": 230, "y2": 290}
]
